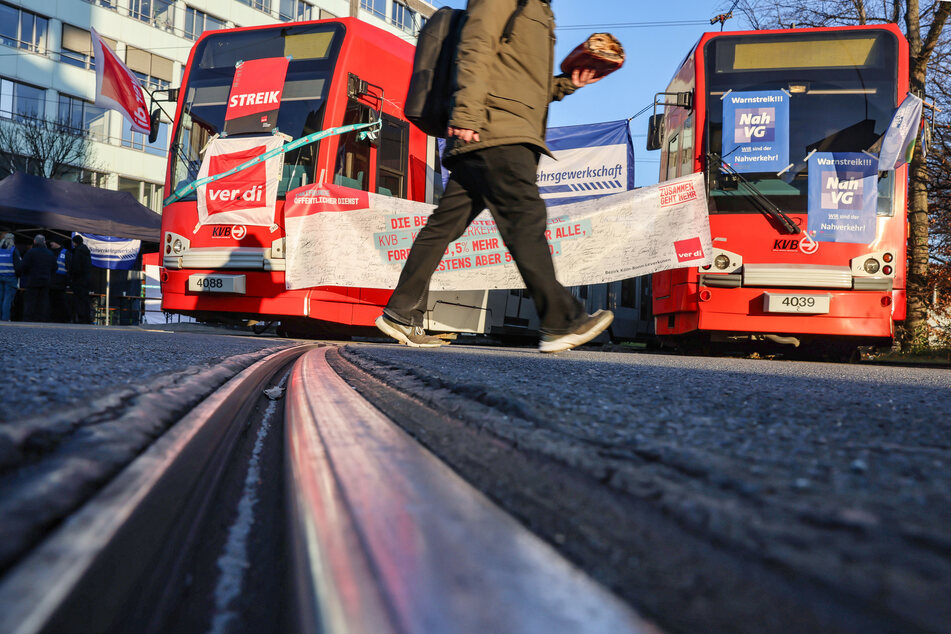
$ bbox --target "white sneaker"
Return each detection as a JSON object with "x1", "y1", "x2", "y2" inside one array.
[
  {"x1": 375, "y1": 315, "x2": 447, "y2": 348},
  {"x1": 538, "y1": 310, "x2": 614, "y2": 353}
]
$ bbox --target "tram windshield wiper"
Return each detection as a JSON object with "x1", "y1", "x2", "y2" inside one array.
[{"x1": 709, "y1": 153, "x2": 800, "y2": 234}]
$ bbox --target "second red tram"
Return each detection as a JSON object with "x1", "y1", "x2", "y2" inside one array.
[{"x1": 650, "y1": 24, "x2": 909, "y2": 356}]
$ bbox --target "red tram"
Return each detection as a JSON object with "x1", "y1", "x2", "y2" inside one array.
[
  {"x1": 649, "y1": 24, "x2": 909, "y2": 357},
  {"x1": 159, "y1": 18, "x2": 435, "y2": 334}
]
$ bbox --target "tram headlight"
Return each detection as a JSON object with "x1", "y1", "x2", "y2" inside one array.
[
  {"x1": 714, "y1": 254, "x2": 731, "y2": 270},
  {"x1": 172, "y1": 238, "x2": 185, "y2": 255},
  {"x1": 862, "y1": 258, "x2": 880, "y2": 275}
]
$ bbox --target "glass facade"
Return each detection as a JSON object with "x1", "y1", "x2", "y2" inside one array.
[
  {"x1": 0, "y1": 2, "x2": 48, "y2": 54},
  {"x1": 0, "y1": 77, "x2": 45, "y2": 120}
]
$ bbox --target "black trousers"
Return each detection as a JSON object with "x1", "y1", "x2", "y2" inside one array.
[
  {"x1": 72, "y1": 284, "x2": 92, "y2": 324},
  {"x1": 23, "y1": 287, "x2": 50, "y2": 322},
  {"x1": 383, "y1": 144, "x2": 584, "y2": 334}
]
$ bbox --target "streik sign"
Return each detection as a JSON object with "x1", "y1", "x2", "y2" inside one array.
[{"x1": 721, "y1": 90, "x2": 789, "y2": 173}]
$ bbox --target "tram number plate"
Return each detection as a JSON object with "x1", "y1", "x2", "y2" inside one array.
[
  {"x1": 763, "y1": 292, "x2": 830, "y2": 314},
  {"x1": 188, "y1": 274, "x2": 246, "y2": 294}
]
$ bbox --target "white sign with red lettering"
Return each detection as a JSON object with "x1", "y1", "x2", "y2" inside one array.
[
  {"x1": 283, "y1": 173, "x2": 712, "y2": 291},
  {"x1": 196, "y1": 136, "x2": 285, "y2": 228}
]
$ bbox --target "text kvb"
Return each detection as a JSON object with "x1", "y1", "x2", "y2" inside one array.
[
  {"x1": 208, "y1": 184, "x2": 264, "y2": 202},
  {"x1": 229, "y1": 91, "x2": 280, "y2": 108},
  {"x1": 738, "y1": 112, "x2": 771, "y2": 139},
  {"x1": 825, "y1": 176, "x2": 859, "y2": 205}
]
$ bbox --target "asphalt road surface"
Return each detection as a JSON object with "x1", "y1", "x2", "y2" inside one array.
[{"x1": 1, "y1": 322, "x2": 949, "y2": 632}]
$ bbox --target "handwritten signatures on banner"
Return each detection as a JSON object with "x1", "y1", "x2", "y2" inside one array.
[{"x1": 373, "y1": 215, "x2": 594, "y2": 272}]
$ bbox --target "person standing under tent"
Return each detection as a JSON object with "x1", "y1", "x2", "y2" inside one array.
[
  {"x1": 48, "y1": 239, "x2": 72, "y2": 323},
  {"x1": 19, "y1": 234, "x2": 56, "y2": 322},
  {"x1": 0, "y1": 233, "x2": 19, "y2": 321},
  {"x1": 70, "y1": 234, "x2": 93, "y2": 324},
  {"x1": 376, "y1": 0, "x2": 614, "y2": 352}
]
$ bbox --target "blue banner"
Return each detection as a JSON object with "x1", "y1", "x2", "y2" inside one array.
[
  {"x1": 76, "y1": 232, "x2": 141, "y2": 270},
  {"x1": 537, "y1": 119, "x2": 635, "y2": 206},
  {"x1": 722, "y1": 90, "x2": 789, "y2": 173},
  {"x1": 807, "y1": 153, "x2": 878, "y2": 244}
]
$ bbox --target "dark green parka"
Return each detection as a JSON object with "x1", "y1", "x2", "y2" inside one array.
[{"x1": 446, "y1": 0, "x2": 577, "y2": 158}]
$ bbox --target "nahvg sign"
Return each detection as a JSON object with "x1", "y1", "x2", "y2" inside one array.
[
  {"x1": 196, "y1": 136, "x2": 285, "y2": 228},
  {"x1": 224, "y1": 57, "x2": 289, "y2": 136},
  {"x1": 807, "y1": 152, "x2": 878, "y2": 244},
  {"x1": 721, "y1": 90, "x2": 789, "y2": 173}
]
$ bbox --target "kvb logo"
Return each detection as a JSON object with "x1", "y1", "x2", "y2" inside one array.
[
  {"x1": 674, "y1": 237, "x2": 704, "y2": 263},
  {"x1": 206, "y1": 145, "x2": 268, "y2": 215},
  {"x1": 735, "y1": 107, "x2": 776, "y2": 143},
  {"x1": 821, "y1": 171, "x2": 862, "y2": 209},
  {"x1": 232, "y1": 225, "x2": 247, "y2": 240}
]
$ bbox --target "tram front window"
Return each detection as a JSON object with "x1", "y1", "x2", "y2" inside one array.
[
  {"x1": 170, "y1": 24, "x2": 342, "y2": 199},
  {"x1": 704, "y1": 31, "x2": 898, "y2": 216}
]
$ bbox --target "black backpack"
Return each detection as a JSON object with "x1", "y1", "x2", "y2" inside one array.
[{"x1": 404, "y1": 0, "x2": 528, "y2": 138}]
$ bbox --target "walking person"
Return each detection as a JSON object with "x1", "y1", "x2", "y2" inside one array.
[
  {"x1": 0, "y1": 233, "x2": 19, "y2": 321},
  {"x1": 376, "y1": 0, "x2": 613, "y2": 352},
  {"x1": 18, "y1": 234, "x2": 56, "y2": 322},
  {"x1": 69, "y1": 234, "x2": 93, "y2": 324},
  {"x1": 48, "y1": 240, "x2": 72, "y2": 323}
]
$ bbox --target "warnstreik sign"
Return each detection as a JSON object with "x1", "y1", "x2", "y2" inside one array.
[
  {"x1": 807, "y1": 152, "x2": 878, "y2": 244},
  {"x1": 284, "y1": 173, "x2": 712, "y2": 291},
  {"x1": 721, "y1": 90, "x2": 790, "y2": 173}
]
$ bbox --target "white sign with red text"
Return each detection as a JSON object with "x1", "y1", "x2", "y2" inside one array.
[
  {"x1": 283, "y1": 173, "x2": 712, "y2": 291},
  {"x1": 196, "y1": 135, "x2": 285, "y2": 228}
]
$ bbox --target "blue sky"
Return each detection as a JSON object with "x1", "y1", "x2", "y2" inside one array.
[{"x1": 435, "y1": 0, "x2": 738, "y2": 185}]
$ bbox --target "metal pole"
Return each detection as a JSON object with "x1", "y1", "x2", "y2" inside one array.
[{"x1": 105, "y1": 268, "x2": 111, "y2": 326}]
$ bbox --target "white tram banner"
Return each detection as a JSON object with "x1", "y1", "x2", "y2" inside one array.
[{"x1": 283, "y1": 172, "x2": 712, "y2": 292}]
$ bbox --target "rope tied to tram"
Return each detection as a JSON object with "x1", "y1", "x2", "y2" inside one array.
[{"x1": 162, "y1": 119, "x2": 383, "y2": 207}]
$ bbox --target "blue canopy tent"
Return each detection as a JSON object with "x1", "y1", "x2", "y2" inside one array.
[{"x1": 0, "y1": 172, "x2": 160, "y2": 242}]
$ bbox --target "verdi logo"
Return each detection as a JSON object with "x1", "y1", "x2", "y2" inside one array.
[
  {"x1": 821, "y1": 171, "x2": 863, "y2": 210},
  {"x1": 206, "y1": 145, "x2": 268, "y2": 214},
  {"x1": 674, "y1": 237, "x2": 704, "y2": 263},
  {"x1": 734, "y1": 107, "x2": 776, "y2": 143}
]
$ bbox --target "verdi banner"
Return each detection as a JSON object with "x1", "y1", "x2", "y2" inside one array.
[
  {"x1": 807, "y1": 152, "x2": 878, "y2": 244},
  {"x1": 721, "y1": 90, "x2": 789, "y2": 173},
  {"x1": 195, "y1": 135, "x2": 285, "y2": 228},
  {"x1": 283, "y1": 173, "x2": 713, "y2": 291}
]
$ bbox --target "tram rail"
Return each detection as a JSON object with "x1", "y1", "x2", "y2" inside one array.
[{"x1": 0, "y1": 344, "x2": 653, "y2": 634}]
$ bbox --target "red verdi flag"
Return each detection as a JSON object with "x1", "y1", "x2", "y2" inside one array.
[
  {"x1": 224, "y1": 57, "x2": 289, "y2": 135},
  {"x1": 90, "y1": 27, "x2": 151, "y2": 135}
]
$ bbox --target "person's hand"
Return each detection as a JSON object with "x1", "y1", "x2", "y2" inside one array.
[
  {"x1": 448, "y1": 126, "x2": 480, "y2": 143},
  {"x1": 571, "y1": 68, "x2": 603, "y2": 88}
]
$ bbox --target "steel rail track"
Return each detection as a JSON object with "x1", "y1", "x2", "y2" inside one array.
[
  {"x1": 284, "y1": 346, "x2": 655, "y2": 634},
  {"x1": 0, "y1": 344, "x2": 315, "y2": 634}
]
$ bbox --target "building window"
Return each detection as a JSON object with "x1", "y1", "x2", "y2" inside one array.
[
  {"x1": 61, "y1": 166, "x2": 108, "y2": 188},
  {"x1": 58, "y1": 94, "x2": 110, "y2": 141},
  {"x1": 184, "y1": 7, "x2": 226, "y2": 40},
  {"x1": 391, "y1": 2, "x2": 416, "y2": 33},
  {"x1": 319, "y1": 9, "x2": 336, "y2": 19},
  {"x1": 126, "y1": 47, "x2": 175, "y2": 91},
  {"x1": 60, "y1": 24, "x2": 117, "y2": 71},
  {"x1": 122, "y1": 121, "x2": 169, "y2": 157},
  {"x1": 238, "y1": 0, "x2": 272, "y2": 15},
  {"x1": 0, "y1": 2, "x2": 49, "y2": 54},
  {"x1": 129, "y1": 0, "x2": 176, "y2": 31},
  {"x1": 0, "y1": 77, "x2": 45, "y2": 120},
  {"x1": 360, "y1": 0, "x2": 386, "y2": 20},
  {"x1": 119, "y1": 176, "x2": 164, "y2": 212},
  {"x1": 279, "y1": 0, "x2": 314, "y2": 22}
]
